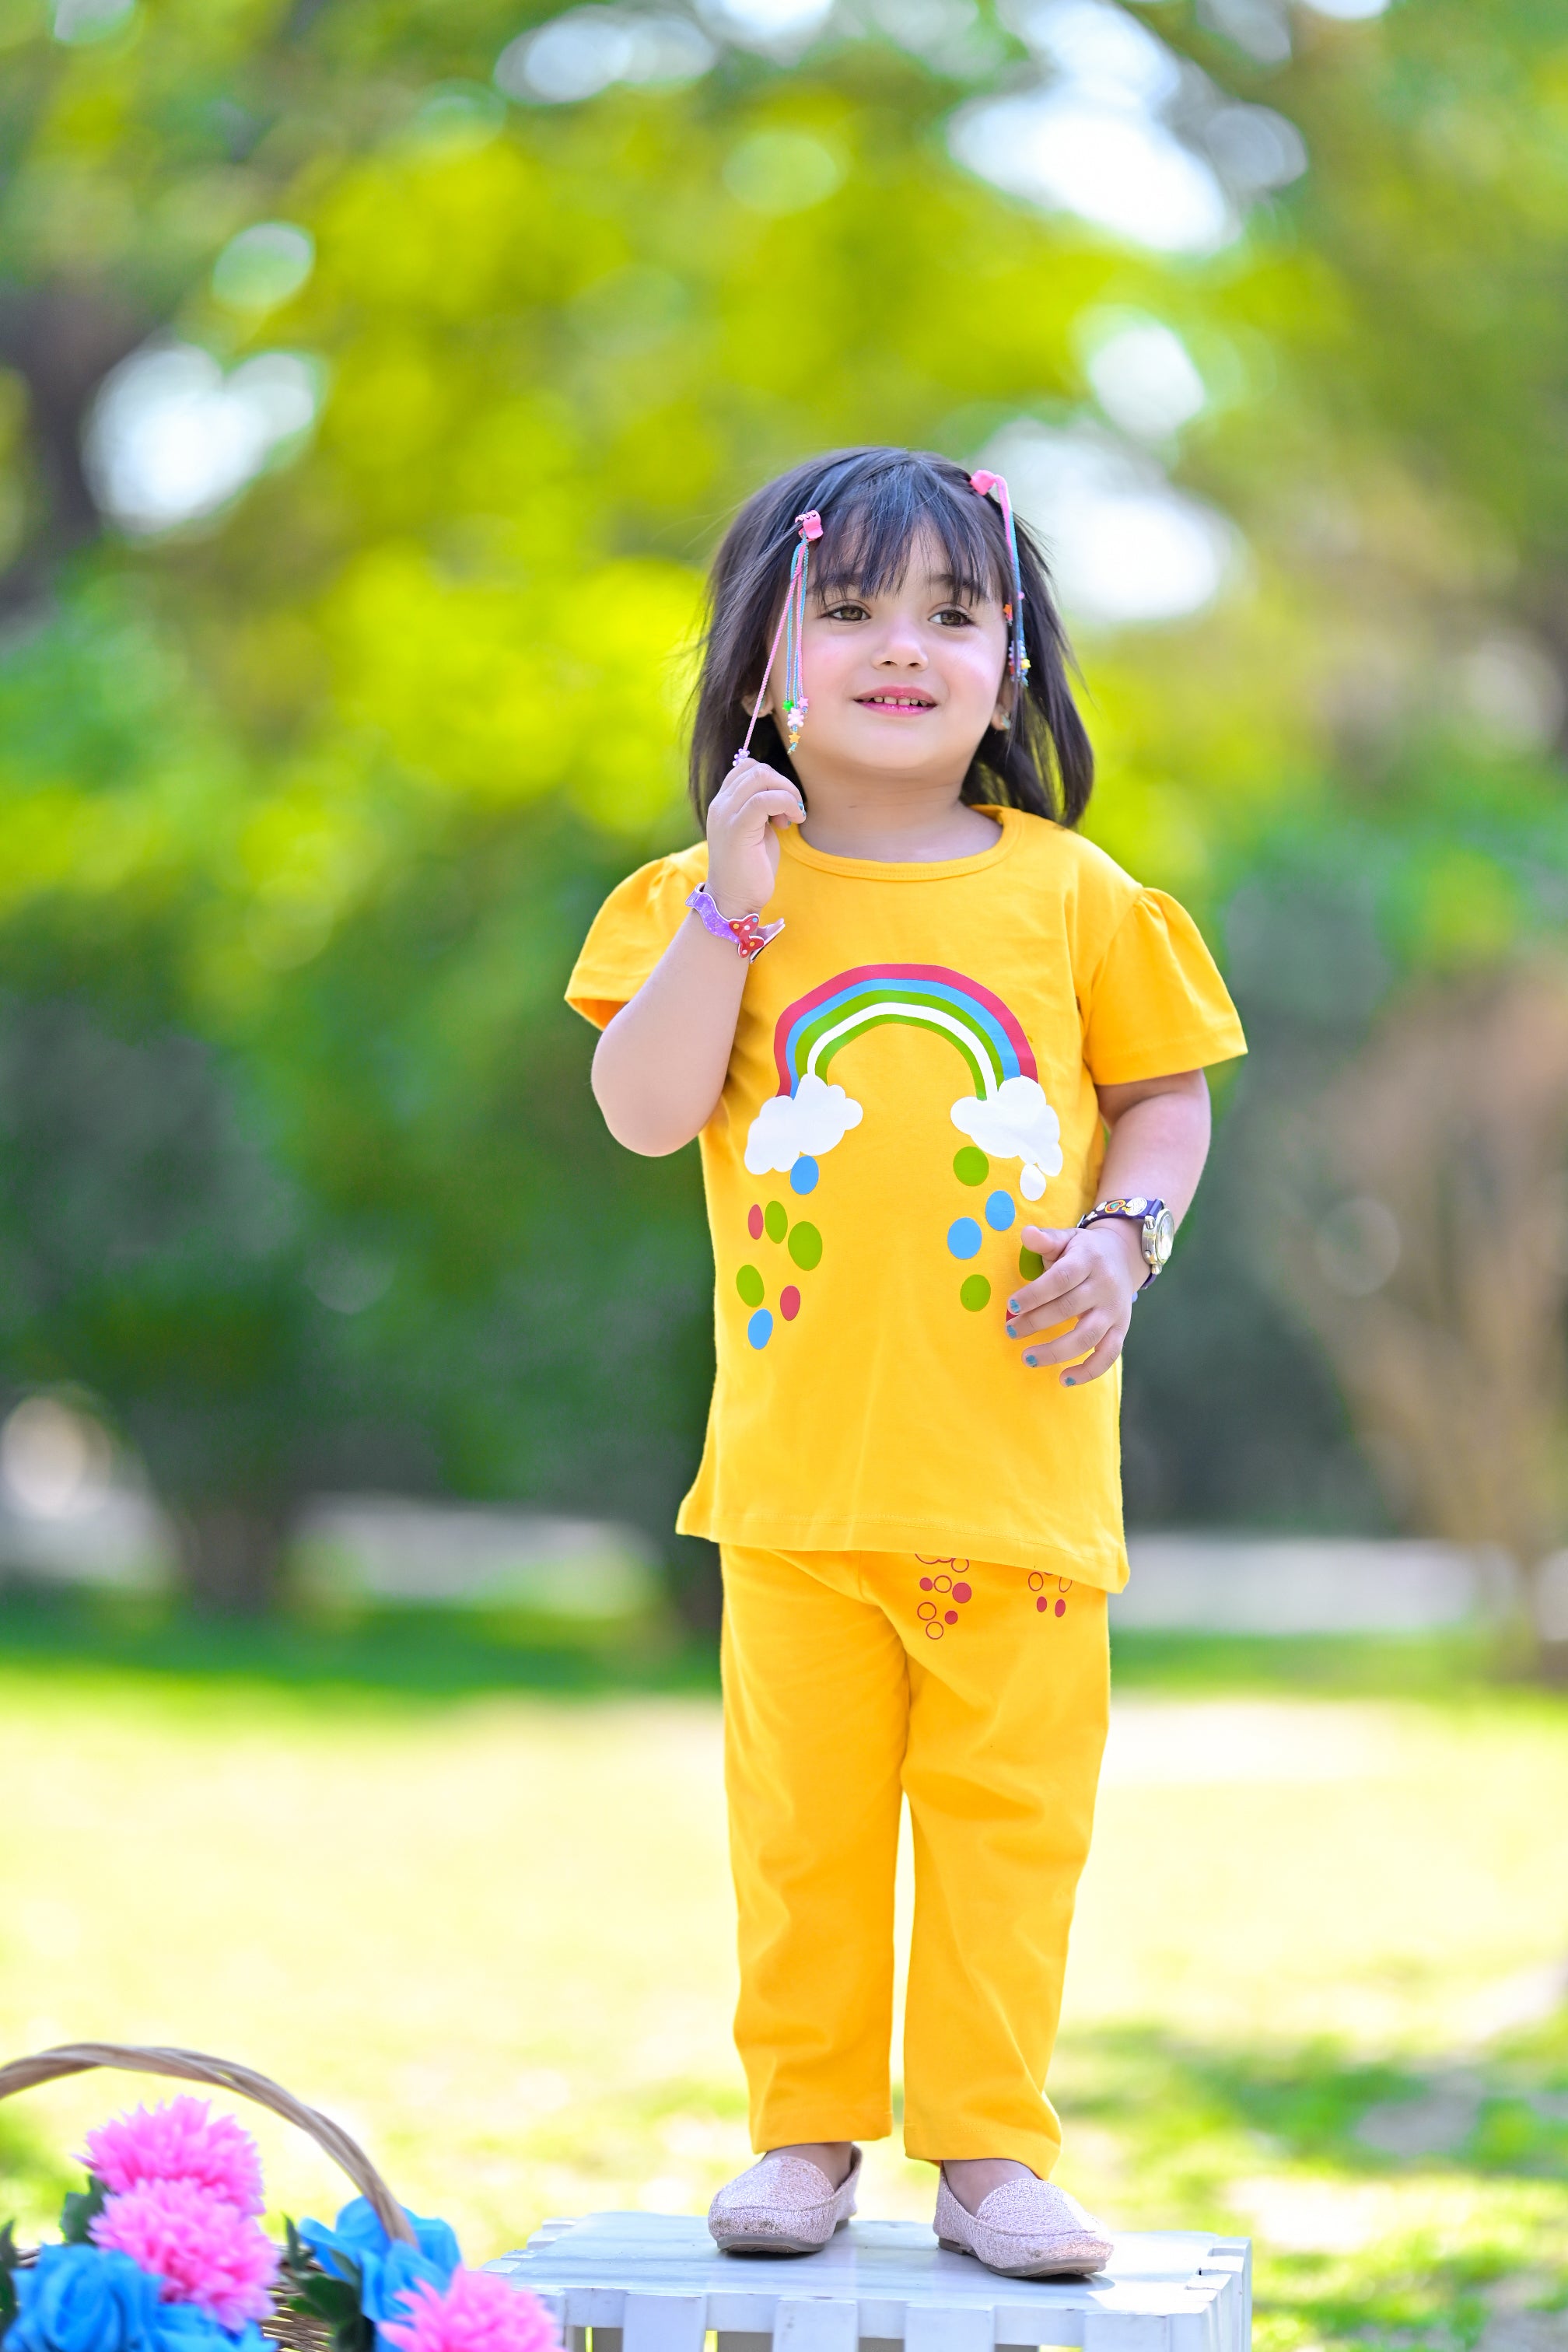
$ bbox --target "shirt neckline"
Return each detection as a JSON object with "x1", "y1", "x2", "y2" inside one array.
[{"x1": 779, "y1": 803, "x2": 1023, "y2": 884}]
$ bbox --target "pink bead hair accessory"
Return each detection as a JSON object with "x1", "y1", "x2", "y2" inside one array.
[
  {"x1": 687, "y1": 884, "x2": 784, "y2": 961},
  {"x1": 969, "y1": 469, "x2": 1030, "y2": 694},
  {"x1": 737, "y1": 508, "x2": 824, "y2": 761}
]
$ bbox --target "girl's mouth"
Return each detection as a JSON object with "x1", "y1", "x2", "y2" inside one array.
[{"x1": 857, "y1": 692, "x2": 937, "y2": 710}]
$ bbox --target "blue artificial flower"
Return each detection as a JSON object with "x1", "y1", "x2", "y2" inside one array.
[
  {"x1": 7, "y1": 2245, "x2": 163, "y2": 2352},
  {"x1": 296, "y1": 2200, "x2": 460, "y2": 2331},
  {"x1": 151, "y1": 2305, "x2": 268, "y2": 2352}
]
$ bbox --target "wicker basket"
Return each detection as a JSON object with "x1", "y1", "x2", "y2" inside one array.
[{"x1": 0, "y1": 2042, "x2": 418, "y2": 2352}]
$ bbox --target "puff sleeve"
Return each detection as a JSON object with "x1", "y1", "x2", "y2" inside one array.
[
  {"x1": 565, "y1": 852, "x2": 703, "y2": 1030},
  {"x1": 1082, "y1": 887, "x2": 1247, "y2": 1085}
]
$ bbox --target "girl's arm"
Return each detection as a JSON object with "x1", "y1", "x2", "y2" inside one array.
[
  {"x1": 1005, "y1": 1069, "x2": 1213, "y2": 1388},
  {"x1": 591, "y1": 758, "x2": 805, "y2": 1156}
]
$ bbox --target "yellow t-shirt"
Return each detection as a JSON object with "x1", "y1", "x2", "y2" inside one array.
[{"x1": 567, "y1": 806, "x2": 1245, "y2": 1591}]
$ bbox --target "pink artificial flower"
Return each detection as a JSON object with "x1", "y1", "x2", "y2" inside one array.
[
  {"x1": 91, "y1": 2180, "x2": 279, "y2": 2330},
  {"x1": 82, "y1": 2101, "x2": 266, "y2": 2218},
  {"x1": 380, "y1": 2270, "x2": 558, "y2": 2352}
]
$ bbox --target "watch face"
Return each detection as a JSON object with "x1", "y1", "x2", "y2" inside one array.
[{"x1": 1146, "y1": 1207, "x2": 1175, "y2": 1266}]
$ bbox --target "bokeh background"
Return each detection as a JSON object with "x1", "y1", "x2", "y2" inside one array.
[{"x1": 1, "y1": 1, "x2": 1566, "y2": 2347}]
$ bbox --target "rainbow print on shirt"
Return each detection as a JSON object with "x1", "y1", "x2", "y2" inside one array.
[{"x1": 745, "y1": 963, "x2": 1063, "y2": 1198}]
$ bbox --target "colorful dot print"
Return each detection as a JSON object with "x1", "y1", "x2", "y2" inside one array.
[
  {"x1": 738, "y1": 1193, "x2": 823, "y2": 1349},
  {"x1": 1027, "y1": 1571, "x2": 1073, "y2": 1619},
  {"x1": 789, "y1": 1157, "x2": 819, "y2": 1195},
  {"x1": 945, "y1": 1150, "x2": 1027, "y2": 1321},
  {"x1": 915, "y1": 1557, "x2": 973, "y2": 1641},
  {"x1": 1018, "y1": 1244, "x2": 1045, "y2": 1280}
]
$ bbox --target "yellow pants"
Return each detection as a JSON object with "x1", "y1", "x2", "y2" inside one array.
[{"x1": 720, "y1": 1545, "x2": 1109, "y2": 2175}]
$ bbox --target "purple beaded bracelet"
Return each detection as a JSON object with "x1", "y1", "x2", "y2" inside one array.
[{"x1": 687, "y1": 886, "x2": 784, "y2": 962}]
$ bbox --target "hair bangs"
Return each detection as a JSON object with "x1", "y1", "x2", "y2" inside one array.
[{"x1": 808, "y1": 464, "x2": 1006, "y2": 611}]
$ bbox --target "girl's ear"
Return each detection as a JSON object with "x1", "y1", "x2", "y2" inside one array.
[{"x1": 992, "y1": 677, "x2": 1015, "y2": 732}]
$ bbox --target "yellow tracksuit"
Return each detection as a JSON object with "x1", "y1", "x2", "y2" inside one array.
[
  {"x1": 568, "y1": 814, "x2": 1244, "y2": 2174},
  {"x1": 721, "y1": 1544, "x2": 1108, "y2": 2174}
]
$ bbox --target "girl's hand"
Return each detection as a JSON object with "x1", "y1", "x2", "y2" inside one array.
[
  {"x1": 1005, "y1": 1220, "x2": 1146, "y2": 1387},
  {"x1": 705, "y1": 756, "x2": 805, "y2": 919}
]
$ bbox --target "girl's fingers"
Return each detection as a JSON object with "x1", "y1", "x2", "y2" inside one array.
[
  {"x1": 1006, "y1": 1269, "x2": 1107, "y2": 1336},
  {"x1": 1021, "y1": 1310, "x2": 1114, "y2": 1370},
  {"x1": 713, "y1": 772, "x2": 796, "y2": 814},
  {"x1": 1020, "y1": 1224, "x2": 1074, "y2": 1262},
  {"x1": 1010, "y1": 1241, "x2": 1101, "y2": 1313},
  {"x1": 722, "y1": 760, "x2": 802, "y2": 810},
  {"x1": 1006, "y1": 1300, "x2": 1081, "y2": 1343},
  {"x1": 1055, "y1": 1325, "x2": 1127, "y2": 1387},
  {"x1": 1008, "y1": 1237, "x2": 1140, "y2": 1325},
  {"x1": 726, "y1": 763, "x2": 798, "y2": 801},
  {"x1": 718, "y1": 784, "x2": 804, "y2": 833}
]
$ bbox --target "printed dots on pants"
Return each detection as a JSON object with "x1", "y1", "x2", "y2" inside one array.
[{"x1": 914, "y1": 1556, "x2": 973, "y2": 1638}]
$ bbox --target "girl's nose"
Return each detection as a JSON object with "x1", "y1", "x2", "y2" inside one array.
[{"x1": 873, "y1": 624, "x2": 928, "y2": 666}]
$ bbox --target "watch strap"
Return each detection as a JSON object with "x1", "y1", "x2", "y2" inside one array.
[{"x1": 1077, "y1": 1197, "x2": 1170, "y2": 1295}]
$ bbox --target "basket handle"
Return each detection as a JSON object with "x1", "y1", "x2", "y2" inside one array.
[{"x1": 0, "y1": 2043, "x2": 418, "y2": 2247}]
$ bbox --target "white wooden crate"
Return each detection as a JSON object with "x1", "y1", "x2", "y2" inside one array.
[{"x1": 484, "y1": 2211, "x2": 1251, "y2": 2352}]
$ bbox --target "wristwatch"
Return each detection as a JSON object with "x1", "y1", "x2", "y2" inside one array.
[{"x1": 1077, "y1": 1196, "x2": 1175, "y2": 1293}]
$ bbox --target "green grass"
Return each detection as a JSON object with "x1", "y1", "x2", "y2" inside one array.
[
  {"x1": 1055, "y1": 2018, "x2": 1568, "y2": 2352},
  {"x1": 0, "y1": 1595, "x2": 1563, "y2": 2352},
  {"x1": 0, "y1": 1582, "x2": 721, "y2": 1701},
  {"x1": 1106, "y1": 1628, "x2": 1516, "y2": 1698}
]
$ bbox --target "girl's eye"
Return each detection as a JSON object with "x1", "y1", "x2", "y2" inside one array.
[
  {"x1": 934, "y1": 606, "x2": 976, "y2": 628},
  {"x1": 822, "y1": 602, "x2": 870, "y2": 622}
]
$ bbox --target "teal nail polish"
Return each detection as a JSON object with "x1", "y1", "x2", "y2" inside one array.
[
  {"x1": 1024, "y1": 1353, "x2": 1038, "y2": 1367},
  {"x1": 1064, "y1": 1376, "x2": 1076, "y2": 1386}
]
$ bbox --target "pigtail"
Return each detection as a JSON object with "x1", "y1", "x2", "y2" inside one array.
[{"x1": 969, "y1": 516, "x2": 1094, "y2": 827}]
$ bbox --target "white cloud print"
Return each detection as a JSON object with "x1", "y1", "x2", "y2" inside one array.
[
  {"x1": 745, "y1": 1071, "x2": 863, "y2": 1175},
  {"x1": 950, "y1": 1076, "x2": 1064, "y2": 1199}
]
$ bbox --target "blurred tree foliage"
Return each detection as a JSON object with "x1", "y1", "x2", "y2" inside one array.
[{"x1": 1, "y1": 0, "x2": 1567, "y2": 1614}]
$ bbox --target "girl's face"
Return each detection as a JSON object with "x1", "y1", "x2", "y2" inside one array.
[{"x1": 767, "y1": 530, "x2": 1012, "y2": 787}]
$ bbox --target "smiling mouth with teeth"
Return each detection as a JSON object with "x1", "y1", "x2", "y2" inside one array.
[{"x1": 859, "y1": 693, "x2": 936, "y2": 708}]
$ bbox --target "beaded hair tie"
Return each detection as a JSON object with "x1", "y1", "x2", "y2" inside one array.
[
  {"x1": 736, "y1": 508, "x2": 824, "y2": 763},
  {"x1": 968, "y1": 468, "x2": 1029, "y2": 693}
]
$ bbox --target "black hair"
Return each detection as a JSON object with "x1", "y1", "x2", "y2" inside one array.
[{"x1": 688, "y1": 445, "x2": 1093, "y2": 825}]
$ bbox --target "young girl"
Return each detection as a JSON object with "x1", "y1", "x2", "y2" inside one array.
[{"x1": 567, "y1": 447, "x2": 1244, "y2": 2280}]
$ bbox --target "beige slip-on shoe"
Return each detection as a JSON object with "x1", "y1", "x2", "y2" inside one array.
[
  {"x1": 707, "y1": 2145, "x2": 862, "y2": 2255},
  {"x1": 933, "y1": 2169, "x2": 1113, "y2": 2278}
]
